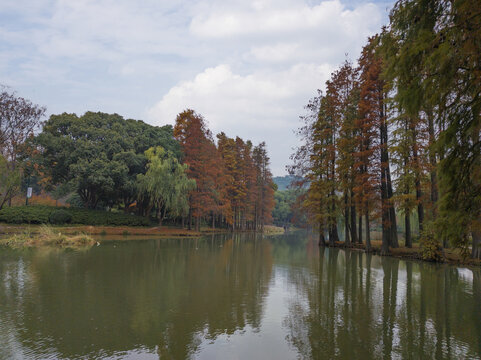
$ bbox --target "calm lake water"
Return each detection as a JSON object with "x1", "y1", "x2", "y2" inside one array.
[{"x1": 0, "y1": 232, "x2": 480, "y2": 359}]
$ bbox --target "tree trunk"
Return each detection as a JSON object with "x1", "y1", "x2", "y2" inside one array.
[
  {"x1": 196, "y1": 216, "x2": 200, "y2": 232},
  {"x1": 415, "y1": 179, "x2": 424, "y2": 232},
  {"x1": 381, "y1": 141, "x2": 391, "y2": 255},
  {"x1": 233, "y1": 208, "x2": 236, "y2": 230},
  {"x1": 405, "y1": 210, "x2": 412, "y2": 248},
  {"x1": 319, "y1": 230, "x2": 326, "y2": 246},
  {"x1": 412, "y1": 127, "x2": 424, "y2": 232},
  {"x1": 427, "y1": 110, "x2": 438, "y2": 216},
  {"x1": 158, "y1": 206, "x2": 166, "y2": 226},
  {"x1": 329, "y1": 222, "x2": 339, "y2": 246},
  {"x1": 350, "y1": 197, "x2": 358, "y2": 244},
  {"x1": 380, "y1": 105, "x2": 392, "y2": 254},
  {"x1": 381, "y1": 103, "x2": 398, "y2": 248},
  {"x1": 472, "y1": 229, "x2": 481, "y2": 260},
  {"x1": 386, "y1": 166, "x2": 399, "y2": 248},
  {"x1": 365, "y1": 212, "x2": 371, "y2": 251},
  {"x1": 344, "y1": 192, "x2": 350, "y2": 245},
  {"x1": 358, "y1": 214, "x2": 363, "y2": 244}
]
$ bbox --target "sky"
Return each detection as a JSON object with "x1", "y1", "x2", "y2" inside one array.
[{"x1": 0, "y1": 0, "x2": 393, "y2": 175}]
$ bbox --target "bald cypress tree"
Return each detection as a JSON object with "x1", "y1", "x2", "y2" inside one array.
[
  {"x1": 358, "y1": 36, "x2": 398, "y2": 254},
  {"x1": 383, "y1": 0, "x2": 481, "y2": 258}
]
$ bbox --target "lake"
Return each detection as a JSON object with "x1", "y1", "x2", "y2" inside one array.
[{"x1": 0, "y1": 232, "x2": 480, "y2": 359}]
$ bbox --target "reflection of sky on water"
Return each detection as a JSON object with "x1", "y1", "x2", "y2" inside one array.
[
  {"x1": 0, "y1": 234, "x2": 480, "y2": 359},
  {"x1": 195, "y1": 267, "x2": 298, "y2": 360}
]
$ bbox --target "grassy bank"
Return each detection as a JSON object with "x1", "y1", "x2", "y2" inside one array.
[
  {"x1": 263, "y1": 225, "x2": 286, "y2": 235},
  {"x1": 323, "y1": 240, "x2": 481, "y2": 267},
  {"x1": 0, "y1": 225, "x2": 96, "y2": 249},
  {"x1": 0, "y1": 223, "x2": 287, "y2": 238},
  {"x1": 0, "y1": 223, "x2": 205, "y2": 238}
]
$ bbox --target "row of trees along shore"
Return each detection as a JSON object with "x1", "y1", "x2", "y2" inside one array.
[
  {"x1": 290, "y1": 0, "x2": 481, "y2": 259},
  {"x1": 0, "y1": 93, "x2": 276, "y2": 230}
]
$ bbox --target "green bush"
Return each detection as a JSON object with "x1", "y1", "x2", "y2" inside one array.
[
  {"x1": 0, "y1": 206, "x2": 150, "y2": 227},
  {"x1": 0, "y1": 206, "x2": 51, "y2": 224},
  {"x1": 419, "y1": 224, "x2": 444, "y2": 262},
  {"x1": 49, "y1": 209, "x2": 73, "y2": 225}
]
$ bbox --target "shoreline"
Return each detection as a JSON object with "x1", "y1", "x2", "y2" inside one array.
[
  {"x1": 0, "y1": 223, "x2": 286, "y2": 241},
  {"x1": 1, "y1": 223, "x2": 478, "y2": 267},
  {"x1": 320, "y1": 240, "x2": 481, "y2": 267}
]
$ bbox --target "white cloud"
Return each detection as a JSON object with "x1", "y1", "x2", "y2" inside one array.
[
  {"x1": 148, "y1": 63, "x2": 333, "y2": 174},
  {"x1": 147, "y1": 0, "x2": 386, "y2": 174},
  {"x1": 1, "y1": 0, "x2": 390, "y2": 174},
  {"x1": 190, "y1": 0, "x2": 379, "y2": 39},
  {"x1": 248, "y1": 43, "x2": 300, "y2": 63}
]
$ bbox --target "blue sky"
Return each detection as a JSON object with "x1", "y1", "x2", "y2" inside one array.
[{"x1": 1, "y1": 0, "x2": 393, "y2": 175}]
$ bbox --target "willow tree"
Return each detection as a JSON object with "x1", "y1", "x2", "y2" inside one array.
[{"x1": 137, "y1": 146, "x2": 195, "y2": 226}]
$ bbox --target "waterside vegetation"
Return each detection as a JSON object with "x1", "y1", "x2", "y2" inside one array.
[
  {"x1": 0, "y1": 97, "x2": 276, "y2": 234},
  {"x1": 290, "y1": 0, "x2": 481, "y2": 261},
  {"x1": 0, "y1": 225, "x2": 95, "y2": 249}
]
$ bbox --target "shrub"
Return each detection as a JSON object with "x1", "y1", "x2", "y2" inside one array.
[
  {"x1": 0, "y1": 205, "x2": 52, "y2": 224},
  {"x1": 49, "y1": 209, "x2": 73, "y2": 225},
  {"x1": 0, "y1": 206, "x2": 151, "y2": 226},
  {"x1": 419, "y1": 224, "x2": 444, "y2": 262},
  {"x1": 67, "y1": 193, "x2": 84, "y2": 208}
]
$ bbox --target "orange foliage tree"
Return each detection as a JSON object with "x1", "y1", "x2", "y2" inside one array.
[{"x1": 175, "y1": 110, "x2": 274, "y2": 231}]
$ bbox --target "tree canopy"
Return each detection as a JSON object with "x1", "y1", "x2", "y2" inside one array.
[
  {"x1": 291, "y1": 0, "x2": 481, "y2": 259},
  {"x1": 34, "y1": 111, "x2": 180, "y2": 209}
]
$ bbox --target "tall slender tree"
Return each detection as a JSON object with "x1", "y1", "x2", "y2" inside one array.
[
  {"x1": 383, "y1": 0, "x2": 481, "y2": 258},
  {"x1": 174, "y1": 109, "x2": 218, "y2": 230},
  {"x1": 358, "y1": 37, "x2": 398, "y2": 253}
]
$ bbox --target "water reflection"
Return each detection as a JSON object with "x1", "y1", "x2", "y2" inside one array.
[
  {"x1": 283, "y1": 242, "x2": 481, "y2": 359},
  {"x1": 0, "y1": 234, "x2": 272, "y2": 359},
  {"x1": 0, "y1": 232, "x2": 480, "y2": 359}
]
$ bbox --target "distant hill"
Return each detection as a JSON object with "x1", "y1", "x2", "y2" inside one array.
[{"x1": 273, "y1": 175, "x2": 303, "y2": 191}]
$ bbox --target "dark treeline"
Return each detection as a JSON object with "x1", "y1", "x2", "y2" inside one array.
[
  {"x1": 271, "y1": 175, "x2": 308, "y2": 228},
  {"x1": 0, "y1": 93, "x2": 275, "y2": 230},
  {"x1": 290, "y1": 0, "x2": 481, "y2": 259}
]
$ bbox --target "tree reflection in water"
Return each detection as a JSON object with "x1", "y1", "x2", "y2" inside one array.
[
  {"x1": 0, "y1": 234, "x2": 272, "y2": 359},
  {"x1": 0, "y1": 233, "x2": 480, "y2": 359},
  {"x1": 283, "y1": 243, "x2": 481, "y2": 359}
]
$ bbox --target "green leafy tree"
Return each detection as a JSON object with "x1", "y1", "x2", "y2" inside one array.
[
  {"x1": 34, "y1": 112, "x2": 179, "y2": 209},
  {"x1": 137, "y1": 147, "x2": 196, "y2": 226},
  {"x1": 272, "y1": 189, "x2": 306, "y2": 227}
]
